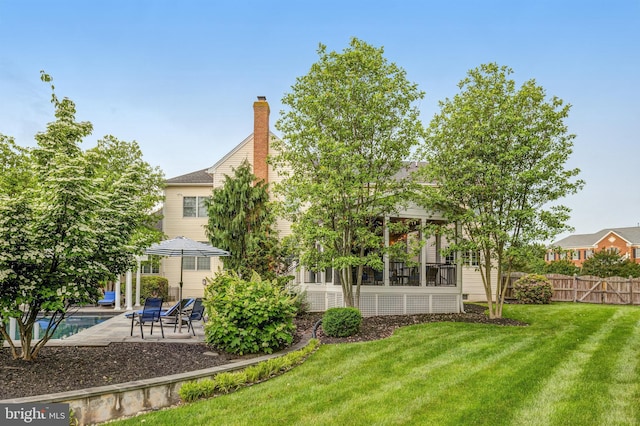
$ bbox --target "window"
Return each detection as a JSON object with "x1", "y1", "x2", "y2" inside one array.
[
  {"x1": 571, "y1": 251, "x2": 580, "y2": 260},
  {"x1": 183, "y1": 196, "x2": 210, "y2": 217},
  {"x1": 197, "y1": 257, "x2": 211, "y2": 270},
  {"x1": 198, "y1": 197, "x2": 209, "y2": 217},
  {"x1": 462, "y1": 251, "x2": 479, "y2": 266},
  {"x1": 547, "y1": 252, "x2": 555, "y2": 262},
  {"x1": 445, "y1": 251, "x2": 456, "y2": 264},
  {"x1": 182, "y1": 256, "x2": 211, "y2": 271},
  {"x1": 585, "y1": 249, "x2": 593, "y2": 259},
  {"x1": 140, "y1": 256, "x2": 160, "y2": 274},
  {"x1": 634, "y1": 248, "x2": 640, "y2": 259}
]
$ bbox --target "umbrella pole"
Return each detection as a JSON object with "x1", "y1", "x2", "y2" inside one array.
[{"x1": 178, "y1": 254, "x2": 184, "y2": 333}]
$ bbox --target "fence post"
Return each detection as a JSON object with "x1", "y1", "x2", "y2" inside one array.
[{"x1": 573, "y1": 274, "x2": 577, "y2": 302}]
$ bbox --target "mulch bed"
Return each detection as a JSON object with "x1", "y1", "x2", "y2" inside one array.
[{"x1": 0, "y1": 303, "x2": 524, "y2": 400}]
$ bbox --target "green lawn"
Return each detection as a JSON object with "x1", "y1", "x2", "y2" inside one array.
[{"x1": 112, "y1": 303, "x2": 640, "y2": 426}]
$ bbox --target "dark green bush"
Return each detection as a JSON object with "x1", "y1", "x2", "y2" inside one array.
[
  {"x1": 204, "y1": 272, "x2": 297, "y2": 355},
  {"x1": 119, "y1": 276, "x2": 169, "y2": 302},
  {"x1": 513, "y1": 274, "x2": 553, "y2": 304},
  {"x1": 322, "y1": 307, "x2": 362, "y2": 337}
]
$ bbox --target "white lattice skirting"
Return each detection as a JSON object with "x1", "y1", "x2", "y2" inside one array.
[{"x1": 303, "y1": 287, "x2": 462, "y2": 316}]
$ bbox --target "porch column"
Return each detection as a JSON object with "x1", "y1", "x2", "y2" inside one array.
[
  {"x1": 125, "y1": 270, "x2": 133, "y2": 310},
  {"x1": 421, "y1": 218, "x2": 427, "y2": 287},
  {"x1": 384, "y1": 216, "x2": 390, "y2": 286},
  {"x1": 134, "y1": 255, "x2": 147, "y2": 307},
  {"x1": 456, "y1": 222, "x2": 464, "y2": 312},
  {"x1": 135, "y1": 260, "x2": 142, "y2": 307},
  {"x1": 114, "y1": 279, "x2": 121, "y2": 310}
]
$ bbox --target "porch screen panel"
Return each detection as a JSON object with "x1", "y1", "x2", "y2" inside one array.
[
  {"x1": 358, "y1": 294, "x2": 378, "y2": 317},
  {"x1": 306, "y1": 292, "x2": 326, "y2": 312},
  {"x1": 326, "y1": 292, "x2": 344, "y2": 309},
  {"x1": 431, "y1": 295, "x2": 459, "y2": 313},
  {"x1": 406, "y1": 295, "x2": 430, "y2": 314},
  {"x1": 378, "y1": 295, "x2": 403, "y2": 316}
]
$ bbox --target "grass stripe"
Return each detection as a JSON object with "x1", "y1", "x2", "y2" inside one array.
[
  {"x1": 512, "y1": 308, "x2": 628, "y2": 426},
  {"x1": 600, "y1": 316, "x2": 640, "y2": 425}
]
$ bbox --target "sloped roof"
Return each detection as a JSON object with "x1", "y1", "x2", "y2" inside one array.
[
  {"x1": 551, "y1": 226, "x2": 640, "y2": 248},
  {"x1": 207, "y1": 131, "x2": 280, "y2": 174},
  {"x1": 165, "y1": 168, "x2": 213, "y2": 185}
]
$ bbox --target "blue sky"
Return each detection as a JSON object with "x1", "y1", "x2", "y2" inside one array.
[{"x1": 0, "y1": 0, "x2": 638, "y2": 239}]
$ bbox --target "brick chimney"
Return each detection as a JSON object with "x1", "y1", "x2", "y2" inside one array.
[{"x1": 253, "y1": 96, "x2": 270, "y2": 184}]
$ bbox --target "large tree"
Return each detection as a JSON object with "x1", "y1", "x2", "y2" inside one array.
[
  {"x1": 205, "y1": 159, "x2": 283, "y2": 279},
  {"x1": 0, "y1": 72, "x2": 164, "y2": 360},
  {"x1": 270, "y1": 38, "x2": 425, "y2": 307},
  {"x1": 419, "y1": 63, "x2": 583, "y2": 318}
]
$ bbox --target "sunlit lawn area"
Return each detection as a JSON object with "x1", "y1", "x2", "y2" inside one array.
[{"x1": 112, "y1": 303, "x2": 640, "y2": 425}]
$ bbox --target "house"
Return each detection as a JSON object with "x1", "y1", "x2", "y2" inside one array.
[
  {"x1": 153, "y1": 96, "x2": 491, "y2": 314},
  {"x1": 548, "y1": 227, "x2": 640, "y2": 267}
]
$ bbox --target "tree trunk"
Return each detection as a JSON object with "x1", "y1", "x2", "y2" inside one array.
[{"x1": 341, "y1": 267, "x2": 354, "y2": 307}]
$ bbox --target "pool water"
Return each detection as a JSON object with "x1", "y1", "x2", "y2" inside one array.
[{"x1": 5, "y1": 314, "x2": 115, "y2": 340}]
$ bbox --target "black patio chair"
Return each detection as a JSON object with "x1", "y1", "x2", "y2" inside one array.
[
  {"x1": 175, "y1": 298, "x2": 205, "y2": 336},
  {"x1": 130, "y1": 297, "x2": 164, "y2": 339}
]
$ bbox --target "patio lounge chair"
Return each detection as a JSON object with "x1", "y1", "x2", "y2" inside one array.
[
  {"x1": 97, "y1": 291, "x2": 116, "y2": 307},
  {"x1": 125, "y1": 298, "x2": 195, "y2": 321},
  {"x1": 175, "y1": 298, "x2": 205, "y2": 336},
  {"x1": 130, "y1": 297, "x2": 164, "y2": 339}
]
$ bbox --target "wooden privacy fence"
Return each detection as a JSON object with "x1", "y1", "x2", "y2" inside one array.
[{"x1": 504, "y1": 273, "x2": 640, "y2": 305}]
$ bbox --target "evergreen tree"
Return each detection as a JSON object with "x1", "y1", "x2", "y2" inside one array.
[{"x1": 205, "y1": 159, "x2": 283, "y2": 279}]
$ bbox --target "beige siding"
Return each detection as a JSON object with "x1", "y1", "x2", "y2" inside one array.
[
  {"x1": 462, "y1": 266, "x2": 498, "y2": 302},
  {"x1": 161, "y1": 184, "x2": 218, "y2": 300},
  {"x1": 211, "y1": 137, "x2": 252, "y2": 188}
]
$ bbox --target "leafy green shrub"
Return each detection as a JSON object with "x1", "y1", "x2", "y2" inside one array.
[
  {"x1": 179, "y1": 379, "x2": 216, "y2": 402},
  {"x1": 204, "y1": 272, "x2": 297, "y2": 355},
  {"x1": 513, "y1": 274, "x2": 553, "y2": 304},
  {"x1": 543, "y1": 259, "x2": 580, "y2": 276},
  {"x1": 120, "y1": 276, "x2": 169, "y2": 302},
  {"x1": 322, "y1": 307, "x2": 362, "y2": 337},
  {"x1": 213, "y1": 371, "x2": 246, "y2": 393},
  {"x1": 179, "y1": 338, "x2": 319, "y2": 402}
]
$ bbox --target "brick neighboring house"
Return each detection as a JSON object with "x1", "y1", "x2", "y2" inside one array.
[
  {"x1": 548, "y1": 227, "x2": 640, "y2": 267},
  {"x1": 153, "y1": 96, "x2": 499, "y2": 314}
]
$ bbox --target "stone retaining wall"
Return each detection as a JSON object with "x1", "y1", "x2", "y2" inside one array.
[{"x1": 1, "y1": 338, "x2": 310, "y2": 425}]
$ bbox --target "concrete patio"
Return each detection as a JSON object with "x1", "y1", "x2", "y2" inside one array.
[{"x1": 4, "y1": 305, "x2": 206, "y2": 347}]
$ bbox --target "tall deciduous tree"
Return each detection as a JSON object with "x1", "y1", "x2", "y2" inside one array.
[
  {"x1": 419, "y1": 63, "x2": 583, "y2": 318},
  {"x1": 205, "y1": 159, "x2": 283, "y2": 279},
  {"x1": 270, "y1": 38, "x2": 424, "y2": 307},
  {"x1": 0, "y1": 72, "x2": 164, "y2": 360}
]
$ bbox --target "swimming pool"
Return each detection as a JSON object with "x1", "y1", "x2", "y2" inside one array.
[{"x1": 5, "y1": 313, "x2": 117, "y2": 340}]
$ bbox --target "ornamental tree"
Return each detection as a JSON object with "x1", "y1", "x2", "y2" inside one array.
[
  {"x1": 419, "y1": 63, "x2": 583, "y2": 318},
  {"x1": 0, "y1": 72, "x2": 164, "y2": 360},
  {"x1": 270, "y1": 38, "x2": 424, "y2": 307},
  {"x1": 204, "y1": 159, "x2": 285, "y2": 279},
  {"x1": 580, "y1": 249, "x2": 640, "y2": 278}
]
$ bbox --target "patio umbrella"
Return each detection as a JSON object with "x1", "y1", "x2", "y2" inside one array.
[{"x1": 145, "y1": 236, "x2": 229, "y2": 332}]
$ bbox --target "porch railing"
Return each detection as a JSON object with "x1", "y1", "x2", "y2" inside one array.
[{"x1": 351, "y1": 262, "x2": 457, "y2": 286}]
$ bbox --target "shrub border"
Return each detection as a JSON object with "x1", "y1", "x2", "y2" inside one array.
[
  {"x1": 1, "y1": 335, "x2": 317, "y2": 425},
  {"x1": 179, "y1": 338, "x2": 320, "y2": 402}
]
